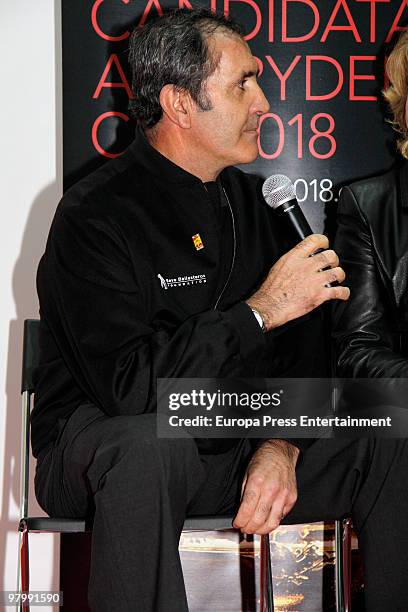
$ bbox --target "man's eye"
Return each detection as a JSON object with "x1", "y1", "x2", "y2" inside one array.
[{"x1": 238, "y1": 80, "x2": 247, "y2": 90}]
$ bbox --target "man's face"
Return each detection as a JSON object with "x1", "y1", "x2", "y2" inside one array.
[{"x1": 190, "y1": 32, "x2": 270, "y2": 169}]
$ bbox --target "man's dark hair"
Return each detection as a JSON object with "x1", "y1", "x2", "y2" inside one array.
[{"x1": 128, "y1": 9, "x2": 243, "y2": 129}]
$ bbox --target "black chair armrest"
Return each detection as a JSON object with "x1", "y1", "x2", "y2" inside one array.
[
  {"x1": 183, "y1": 515, "x2": 234, "y2": 531},
  {"x1": 19, "y1": 517, "x2": 87, "y2": 533}
]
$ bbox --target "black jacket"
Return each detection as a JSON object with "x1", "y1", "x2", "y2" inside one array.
[
  {"x1": 33, "y1": 130, "x2": 325, "y2": 458},
  {"x1": 333, "y1": 161, "x2": 408, "y2": 377}
]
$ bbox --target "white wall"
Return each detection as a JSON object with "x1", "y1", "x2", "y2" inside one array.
[{"x1": 0, "y1": 0, "x2": 62, "y2": 608}]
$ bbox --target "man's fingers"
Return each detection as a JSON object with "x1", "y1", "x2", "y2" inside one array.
[
  {"x1": 245, "y1": 494, "x2": 287, "y2": 535},
  {"x1": 234, "y1": 475, "x2": 279, "y2": 531},
  {"x1": 324, "y1": 284, "x2": 350, "y2": 302},
  {"x1": 240, "y1": 474, "x2": 247, "y2": 498},
  {"x1": 321, "y1": 266, "x2": 346, "y2": 285},
  {"x1": 282, "y1": 490, "x2": 298, "y2": 519},
  {"x1": 313, "y1": 249, "x2": 339, "y2": 270},
  {"x1": 243, "y1": 498, "x2": 274, "y2": 533},
  {"x1": 233, "y1": 483, "x2": 261, "y2": 529},
  {"x1": 237, "y1": 484, "x2": 296, "y2": 534},
  {"x1": 295, "y1": 234, "x2": 329, "y2": 257},
  {"x1": 265, "y1": 506, "x2": 286, "y2": 533},
  {"x1": 258, "y1": 489, "x2": 298, "y2": 534}
]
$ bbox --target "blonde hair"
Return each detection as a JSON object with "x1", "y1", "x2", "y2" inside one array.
[{"x1": 384, "y1": 31, "x2": 408, "y2": 159}]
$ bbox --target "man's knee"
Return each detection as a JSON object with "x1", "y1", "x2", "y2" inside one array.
[
  {"x1": 106, "y1": 413, "x2": 197, "y2": 459},
  {"x1": 86, "y1": 414, "x2": 199, "y2": 493}
]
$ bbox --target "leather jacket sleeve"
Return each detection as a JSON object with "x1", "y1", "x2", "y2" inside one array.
[{"x1": 332, "y1": 185, "x2": 408, "y2": 377}]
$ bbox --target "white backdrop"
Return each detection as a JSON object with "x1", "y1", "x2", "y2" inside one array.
[{"x1": 0, "y1": 1, "x2": 62, "y2": 609}]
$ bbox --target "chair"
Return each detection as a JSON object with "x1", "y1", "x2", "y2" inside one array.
[{"x1": 18, "y1": 319, "x2": 350, "y2": 611}]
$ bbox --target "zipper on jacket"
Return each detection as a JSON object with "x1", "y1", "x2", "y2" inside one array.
[{"x1": 213, "y1": 186, "x2": 236, "y2": 309}]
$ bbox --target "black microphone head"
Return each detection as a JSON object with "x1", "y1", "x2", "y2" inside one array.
[{"x1": 262, "y1": 174, "x2": 296, "y2": 209}]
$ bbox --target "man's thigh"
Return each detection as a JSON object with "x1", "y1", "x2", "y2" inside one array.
[{"x1": 35, "y1": 403, "x2": 253, "y2": 520}]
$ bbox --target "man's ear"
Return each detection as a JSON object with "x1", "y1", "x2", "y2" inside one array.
[{"x1": 159, "y1": 85, "x2": 193, "y2": 128}]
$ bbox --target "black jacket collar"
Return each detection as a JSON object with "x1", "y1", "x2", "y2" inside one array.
[{"x1": 129, "y1": 128, "x2": 205, "y2": 186}]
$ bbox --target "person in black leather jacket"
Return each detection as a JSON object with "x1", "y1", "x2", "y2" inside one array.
[
  {"x1": 333, "y1": 32, "x2": 408, "y2": 376},
  {"x1": 332, "y1": 33, "x2": 408, "y2": 609}
]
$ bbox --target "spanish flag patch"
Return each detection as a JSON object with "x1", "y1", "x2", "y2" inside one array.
[{"x1": 192, "y1": 233, "x2": 204, "y2": 251}]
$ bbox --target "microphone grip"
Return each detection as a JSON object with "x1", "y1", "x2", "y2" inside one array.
[
  {"x1": 274, "y1": 200, "x2": 336, "y2": 287},
  {"x1": 274, "y1": 200, "x2": 312, "y2": 242}
]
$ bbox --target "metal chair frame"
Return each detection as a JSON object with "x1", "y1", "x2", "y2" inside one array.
[{"x1": 17, "y1": 319, "x2": 350, "y2": 611}]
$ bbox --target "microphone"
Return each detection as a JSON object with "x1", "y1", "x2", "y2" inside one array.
[
  {"x1": 262, "y1": 174, "x2": 334, "y2": 286},
  {"x1": 262, "y1": 174, "x2": 312, "y2": 242}
]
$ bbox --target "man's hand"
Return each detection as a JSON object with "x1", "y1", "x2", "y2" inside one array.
[
  {"x1": 233, "y1": 440, "x2": 299, "y2": 535},
  {"x1": 246, "y1": 234, "x2": 350, "y2": 331}
]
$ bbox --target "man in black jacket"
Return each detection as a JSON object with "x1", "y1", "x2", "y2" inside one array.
[{"x1": 33, "y1": 9, "x2": 408, "y2": 612}]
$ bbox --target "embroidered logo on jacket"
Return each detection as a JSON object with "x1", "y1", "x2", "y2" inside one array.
[
  {"x1": 192, "y1": 233, "x2": 204, "y2": 251},
  {"x1": 157, "y1": 274, "x2": 168, "y2": 289},
  {"x1": 157, "y1": 273, "x2": 207, "y2": 290}
]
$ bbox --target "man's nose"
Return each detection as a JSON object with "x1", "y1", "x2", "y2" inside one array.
[{"x1": 254, "y1": 83, "x2": 270, "y2": 115}]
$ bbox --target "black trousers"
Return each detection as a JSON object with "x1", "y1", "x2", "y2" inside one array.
[{"x1": 35, "y1": 404, "x2": 408, "y2": 612}]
